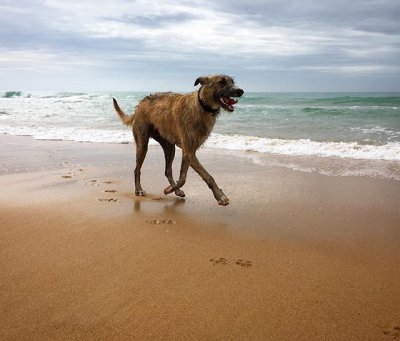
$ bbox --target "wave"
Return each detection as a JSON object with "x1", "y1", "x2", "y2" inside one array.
[
  {"x1": 1, "y1": 125, "x2": 399, "y2": 161},
  {"x1": 35, "y1": 92, "x2": 89, "y2": 99},
  {"x1": 204, "y1": 133, "x2": 400, "y2": 161},
  {"x1": 54, "y1": 92, "x2": 88, "y2": 98},
  {"x1": 239, "y1": 93, "x2": 400, "y2": 107},
  {"x1": 312, "y1": 95, "x2": 400, "y2": 106},
  {"x1": 2, "y1": 91, "x2": 22, "y2": 98},
  {"x1": 302, "y1": 107, "x2": 345, "y2": 115},
  {"x1": 0, "y1": 125, "x2": 134, "y2": 144},
  {"x1": 350, "y1": 125, "x2": 399, "y2": 136}
]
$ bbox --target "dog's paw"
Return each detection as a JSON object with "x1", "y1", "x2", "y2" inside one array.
[
  {"x1": 135, "y1": 190, "x2": 147, "y2": 197},
  {"x1": 174, "y1": 189, "x2": 185, "y2": 197},
  {"x1": 217, "y1": 194, "x2": 229, "y2": 206},
  {"x1": 164, "y1": 185, "x2": 174, "y2": 195}
]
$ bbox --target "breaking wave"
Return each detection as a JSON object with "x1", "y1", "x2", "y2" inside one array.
[
  {"x1": 2, "y1": 91, "x2": 22, "y2": 98},
  {"x1": 1, "y1": 125, "x2": 399, "y2": 161},
  {"x1": 205, "y1": 133, "x2": 400, "y2": 161}
]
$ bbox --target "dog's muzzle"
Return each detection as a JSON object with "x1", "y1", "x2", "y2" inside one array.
[{"x1": 219, "y1": 88, "x2": 244, "y2": 112}]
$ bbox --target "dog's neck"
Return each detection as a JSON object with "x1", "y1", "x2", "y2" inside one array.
[{"x1": 198, "y1": 88, "x2": 220, "y2": 116}]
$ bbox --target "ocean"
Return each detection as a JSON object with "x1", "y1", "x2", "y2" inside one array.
[{"x1": 1, "y1": 91, "x2": 400, "y2": 180}]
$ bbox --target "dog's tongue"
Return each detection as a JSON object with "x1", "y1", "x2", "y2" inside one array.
[{"x1": 223, "y1": 97, "x2": 237, "y2": 105}]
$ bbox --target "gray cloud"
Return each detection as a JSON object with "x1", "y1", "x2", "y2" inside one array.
[{"x1": 0, "y1": 0, "x2": 399, "y2": 91}]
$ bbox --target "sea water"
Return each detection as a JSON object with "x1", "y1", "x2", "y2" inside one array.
[{"x1": 1, "y1": 91, "x2": 399, "y2": 179}]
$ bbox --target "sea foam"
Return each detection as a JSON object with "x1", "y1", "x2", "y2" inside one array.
[
  {"x1": 1, "y1": 125, "x2": 399, "y2": 161},
  {"x1": 205, "y1": 133, "x2": 400, "y2": 161}
]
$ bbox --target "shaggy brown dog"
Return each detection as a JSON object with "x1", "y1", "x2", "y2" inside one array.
[{"x1": 113, "y1": 74, "x2": 244, "y2": 206}]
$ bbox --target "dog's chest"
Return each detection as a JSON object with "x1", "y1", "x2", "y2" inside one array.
[
  {"x1": 190, "y1": 116, "x2": 216, "y2": 146},
  {"x1": 193, "y1": 119, "x2": 214, "y2": 136}
]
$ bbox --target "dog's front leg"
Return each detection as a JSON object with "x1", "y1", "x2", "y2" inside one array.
[
  {"x1": 163, "y1": 153, "x2": 190, "y2": 195},
  {"x1": 188, "y1": 154, "x2": 229, "y2": 206}
]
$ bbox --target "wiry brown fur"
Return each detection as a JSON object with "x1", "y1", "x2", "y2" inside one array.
[{"x1": 113, "y1": 74, "x2": 243, "y2": 205}]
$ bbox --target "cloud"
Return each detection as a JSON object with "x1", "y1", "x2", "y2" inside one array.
[
  {"x1": 1, "y1": 0, "x2": 399, "y2": 90},
  {"x1": 0, "y1": 49, "x2": 101, "y2": 71},
  {"x1": 301, "y1": 65, "x2": 400, "y2": 74},
  {"x1": 40, "y1": 0, "x2": 320, "y2": 58}
]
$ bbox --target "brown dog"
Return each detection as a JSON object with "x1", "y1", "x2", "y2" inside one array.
[{"x1": 113, "y1": 74, "x2": 244, "y2": 206}]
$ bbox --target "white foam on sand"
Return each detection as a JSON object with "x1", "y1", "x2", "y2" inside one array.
[{"x1": 1, "y1": 125, "x2": 400, "y2": 161}]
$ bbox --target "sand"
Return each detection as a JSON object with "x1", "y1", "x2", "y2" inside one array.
[{"x1": 1, "y1": 134, "x2": 400, "y2": 340}]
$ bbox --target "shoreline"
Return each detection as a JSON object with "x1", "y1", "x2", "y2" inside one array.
[
  {"x1": 2, "y1": 129, "x2": 399, "y2": 181},
  {"x1": 1, "y1": 134, "x2": 400, "y2": 339}
]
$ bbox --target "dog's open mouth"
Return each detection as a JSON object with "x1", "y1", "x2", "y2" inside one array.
[{"x1": 219, "y1": 96, "x2": 238, "y2": 112}]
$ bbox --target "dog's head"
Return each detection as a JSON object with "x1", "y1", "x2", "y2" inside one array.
[{"x1": 194, "y1": 74, "x2": 244, "y2": 112}]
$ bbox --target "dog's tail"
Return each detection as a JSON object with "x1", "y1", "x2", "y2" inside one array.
[{"x1": 113, "y1": 98, "x2": 134, "y2": 126}]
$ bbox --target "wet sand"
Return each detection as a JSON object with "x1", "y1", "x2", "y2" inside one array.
[{"x1": 1, "y1": 134, "x2": 400, "y2": 340}]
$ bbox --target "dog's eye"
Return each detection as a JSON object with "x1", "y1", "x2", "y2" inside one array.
[{"x1": 218, "y1": 79, "x2": 227, "y2": 85}]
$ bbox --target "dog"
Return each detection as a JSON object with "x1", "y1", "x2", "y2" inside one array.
[{"x1": 113, "y1": 74, "x2": 244, "y2": 206}]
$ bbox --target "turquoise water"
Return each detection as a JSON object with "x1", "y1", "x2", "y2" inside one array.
[
  {"x1": 1, "y1": 91, "x2": 399, "y2": 162},
  {"x1": 216, "y1": 92, "x2": 400, "y2": 145}
]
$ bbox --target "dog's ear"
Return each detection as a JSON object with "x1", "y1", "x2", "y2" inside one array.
[{"x1": 194, "y1": 76, "x2": 209, "y2": 86}]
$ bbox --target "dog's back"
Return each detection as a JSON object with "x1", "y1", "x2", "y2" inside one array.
[{"x1": 115, "y1": 91, "x2": 217, "y2": 149}]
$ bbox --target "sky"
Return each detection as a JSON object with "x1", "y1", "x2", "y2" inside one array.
[{"x1": 1, "y1": 0, "x2": 400, "y2": 92}]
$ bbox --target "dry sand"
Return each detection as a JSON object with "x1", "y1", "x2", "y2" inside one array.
[{"x1": 1, "y1": 134, "x2": 400, "y2": 340}]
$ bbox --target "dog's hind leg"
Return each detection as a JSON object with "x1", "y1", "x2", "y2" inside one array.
[
  {"x1": 152, "y1": 135, "x2": 185, "y2": 198},
  {"x1": 133, "y1": 127, "x2": 150, "y2": 197},
  {"x1": 163, "y1": 152, "x2": 190, "y2": 196}
]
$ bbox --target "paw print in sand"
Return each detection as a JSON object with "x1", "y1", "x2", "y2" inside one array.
[
  {"x1": 383, "y1": 326, "x2": 400, "y2": 339},
  {"x1": 146, "y1": 219, "x2": 176, "y2": 225},
  {"x1": 209, "y1": 257, "x2": 228, "y2": 266},
  {"x1": 236, "y1": 259, "x2": 252, "y2": 268}
]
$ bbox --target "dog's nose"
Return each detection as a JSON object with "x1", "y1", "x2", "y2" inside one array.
[{"x1": 237, "y1": 88, "x2": 244, "y2": 97}]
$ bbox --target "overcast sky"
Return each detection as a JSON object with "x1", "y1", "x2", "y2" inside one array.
[{"x1": 1, "y1": 0, "x2": 399, "y2": 92}]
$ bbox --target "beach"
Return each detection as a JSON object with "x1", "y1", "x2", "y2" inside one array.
[{"x1": 1, "y1": 134, "x2": 400, "y2": 340}]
